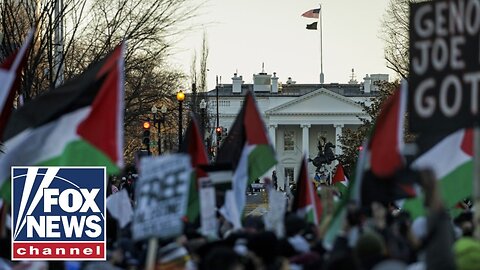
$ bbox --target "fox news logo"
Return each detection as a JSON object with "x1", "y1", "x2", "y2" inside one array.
[{"x1": 11, "y1": 167, "x2": 106, "y2": 260}]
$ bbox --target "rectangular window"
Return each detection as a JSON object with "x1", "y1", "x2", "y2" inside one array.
[{"x1": 284, "y1": 130, "x2": 294, "y2": 151}]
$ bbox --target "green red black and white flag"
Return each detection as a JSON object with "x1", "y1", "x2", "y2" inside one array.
[
  {"x1": 0, "y1": 43, "x2": 125, "y2": 201},
  {"x1": 324, "y1": 81, "x2": 410, "y2": 247},
  {"x1": 332, "y1": 162, "x2": 348, "y2": 187},
  {"x1": 404, "y1": 128, "x2": 473, "y2": 217},
  {"x1": 369, "y1": 81, "x2": 407, "y2": 178},
  {"x1": 179, "y1": 113, "x2": 209, "y2": 224},
  {"x1": 216, "y1": 90, "x2": 277, "y2": 226},
  {"x1": 292, "y1": 155, "x2": 322, "y2": 225},
  {"x1": 358, "y1": 80, "x2": 415, "y2": 207}
]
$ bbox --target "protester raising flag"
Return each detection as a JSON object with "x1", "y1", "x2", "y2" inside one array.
[
  {"x1": 324, "y1": 82, "x2": 411, "y2": 247},
  {"x1": 216, "y1": 90, "x2": 277, "y2": 224},
  {"x1": 356, "y1": 81, "x2": 416, "y2": 206},
  {"x1": 0, "y1": 30, "x2": 33, "y2": 137},
  {"x1": 179, "y1": 113, "x2": 209, "y2": 224},
  {"x1": 0, "y1": 43, "x2": 125, "y2": 201},
  {"x1": 292, "y1": 156, "x2": 322, "y2": 225}
]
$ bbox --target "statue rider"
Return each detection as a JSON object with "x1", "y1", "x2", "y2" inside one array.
[{"x1": 309, "y1": 136, "x2": 336, "y2": 173}]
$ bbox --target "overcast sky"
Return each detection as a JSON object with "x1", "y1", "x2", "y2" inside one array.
[{"x1": 170, "y1": 0, "x2": 395, "y2": 91}]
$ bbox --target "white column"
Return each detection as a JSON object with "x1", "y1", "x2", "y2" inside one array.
[
  {"x1": 301, "y1": 124, "x2": 311, "y2": 156},
  {"x1": 268, "y1": 124, "x2": 278, "y2": 188},
  {"x1": 268, "y1": 124, "x2": 277, "y2": 149},
  {"x1": 334, "y1": 124, "x2": 344, "y2": 155}
]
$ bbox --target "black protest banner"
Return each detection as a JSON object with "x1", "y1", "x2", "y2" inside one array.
[{"x1": 409, "y1": 0, "x2": 480, "y2": 133}]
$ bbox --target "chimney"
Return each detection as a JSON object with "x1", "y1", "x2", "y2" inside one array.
[
  {"x1": 271, "y1": 72, "x2": 279, "y2": 93},
  {"x1": 286, "y1": 77, "x2": 296, "y2": 85},
  {"x1": 253, "y1": 73, "x2": 272, "y2": 92},
  {"x1": 363, "y1": 74, "x2": 371, "y2": 93},
  {"x1": 232, "y1": 72, "x2": 243, "y2": 94}
]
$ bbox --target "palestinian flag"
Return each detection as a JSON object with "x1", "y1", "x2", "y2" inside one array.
[
  {"x1": 369, "y1": 81, "x2": 406, "y2": 178},
  {"x1": 358, "y1": 81, "x2": 415, "y2": 206},
  {"x1": 216, "y1": 90, "x2": 277, "y2": 224},
  {"x1": 324, "y1": 81, "x2": 409, "y2": 247},
  {"x1": 332, "y1": 162, "x2": 348, "y2": 187},
  {"x1": 179, "y1": 113, "x2": 209, "y2": 224},
  {"x1": 331, "y1": 162, "x2": 349, "y2": 199},
  {"x1": 0, "y1": 43, "x2": 125, "y2": 201},
  {"x1": 0, "y1": 30, "x2": 33, "y2": 137},
  {"x1": 405, "y1": 128, "x2": 473, "y2": 218},
  {"x1": 292, "y1": 156, "x2": 322, "y2": 225},
  {"x1": 323, "y1": 141, "x2": 367, "y2": 248}
]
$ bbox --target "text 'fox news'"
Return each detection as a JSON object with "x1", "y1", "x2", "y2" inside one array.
[{"x1": 11, "y1": 167, "x2": 106, "y2": 260}]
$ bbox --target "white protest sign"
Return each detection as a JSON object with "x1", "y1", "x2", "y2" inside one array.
[
  {"x1": 199, "y1": 177, "x2": 218, "y2": 238},
  {"x1": 132, "y1": 154, "x2": 192, "y2": 241},
  {"x1": 107, "y1": 189, "x2": 133, "y2": 228},
  {"x1": 264, "y1": 190, "x2": 286, "y2": 238}
]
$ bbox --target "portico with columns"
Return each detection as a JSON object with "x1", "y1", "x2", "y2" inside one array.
[
  {"x1": 264, "y1": 89, "x2": 366, "y2": 190},
  {"x1": 208, "y1": 69, "x2": 385, "y2": 190}
]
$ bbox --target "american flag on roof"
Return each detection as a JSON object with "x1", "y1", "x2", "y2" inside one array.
[{"x1": 302, "y1": 8, "x2": 320, "y2": 19}]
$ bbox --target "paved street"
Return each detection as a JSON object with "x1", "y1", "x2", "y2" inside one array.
[{"x1": 244, "y1": 191, "x2": 268, "y2": 216}]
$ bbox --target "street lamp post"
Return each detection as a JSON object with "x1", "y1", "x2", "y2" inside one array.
[
  {"x1": 151, "y1": 104, "x2": 167, "y2": 155},
  {"x1": 199, "y1": 98, "x2": 208, "y2": 156},
  {"x1": 177, "y1": 90, "x2": 185, "y2": 147},
  {"x1": 215, "y1": 76, "x2": 220, "y2": 156},
  {"x1": 199, "y1": 99, "x2": 207, "y2": 136}
]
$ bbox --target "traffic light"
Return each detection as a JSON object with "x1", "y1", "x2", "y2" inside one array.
[
  {"x1": 143, "y1": 121, "x2": 151, "y2": 129},
  {"x1": 215, "y1": 126, "x2": 222, "y2": 142},
  {"x1": 142, "y1": 121, "x2": 151, "y2": 152}
]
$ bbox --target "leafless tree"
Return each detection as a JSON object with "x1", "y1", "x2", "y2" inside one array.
[
  {"x1": 198, "y1": 32, "x2": 209, "y2": 93},
  {"x1": 190, "y1": 50, "x2": 197, "y2": 88},
  {"x1": 188, "y1": 32, "x2": 212, "y2": 156},
  {"x1": 1, "y1": 0, "x2": 204, "y2": 162},
  {"x1": 380, "y1": 0, "x2": 412, "y2": 79},
  {"x1": 1, "y1": 0, "x2": 92, "y2": 98}
]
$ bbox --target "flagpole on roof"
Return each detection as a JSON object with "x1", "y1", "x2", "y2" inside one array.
[{"x1": 319, "y1": 3, "x2": 324, "y2": 84}]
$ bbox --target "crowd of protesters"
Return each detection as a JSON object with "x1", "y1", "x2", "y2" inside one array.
[{"x1": 0, "y1": 167, "x2": 479, "y2": 270}]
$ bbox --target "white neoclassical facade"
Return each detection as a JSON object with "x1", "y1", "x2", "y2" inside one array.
[{"x1": 206, "y1": 71, "x2": 387, "y2": 189}]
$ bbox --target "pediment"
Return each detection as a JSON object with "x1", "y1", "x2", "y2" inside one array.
[
  {"x1": 266, "y1": 88, "x2": 365, "y2": 115},
  {"x1": 281, "y1": 157, "x2": 297, "y2": 164}
]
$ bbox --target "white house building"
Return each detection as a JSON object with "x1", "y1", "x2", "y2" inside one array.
[{"x1": 206, "y1": 70, "x2": 388, "y2": 190}]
